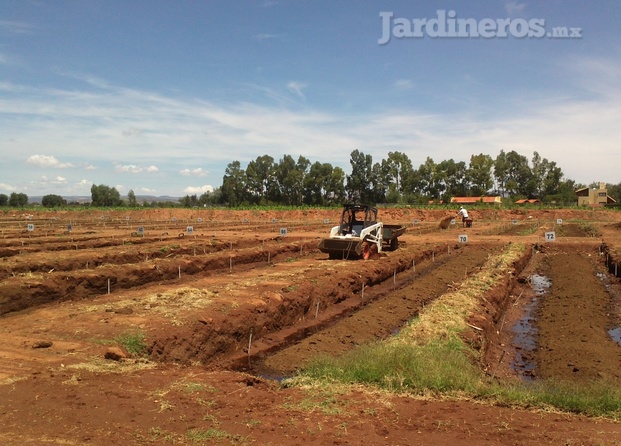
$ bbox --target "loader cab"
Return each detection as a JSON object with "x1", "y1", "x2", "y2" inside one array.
[{"x1": 339, "y1": 204, "x2": 378, "y2": 236}]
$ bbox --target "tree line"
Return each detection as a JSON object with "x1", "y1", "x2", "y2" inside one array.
[
  {"x1": 198, "y1": 149, "x2": 596, "y2": 207},
  {"x1": 2, "y1": 150, "x2": 620, "y2": 208}
]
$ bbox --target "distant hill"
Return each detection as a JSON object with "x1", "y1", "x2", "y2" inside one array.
[{"x1": 28, "y1": 195, "x2": 181, "y2": 204}]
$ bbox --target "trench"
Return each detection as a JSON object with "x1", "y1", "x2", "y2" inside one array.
[
  {"x1": 505, "y1": 244, "x2": 621, "y2": 383},
  {"x1": 221, "y1": 243, "x2": 507, "y2": 378}
]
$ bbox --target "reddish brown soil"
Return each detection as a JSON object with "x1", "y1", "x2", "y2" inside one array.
[{"x1": 1, "y1": 207, "x2": 621, "y2": 445}]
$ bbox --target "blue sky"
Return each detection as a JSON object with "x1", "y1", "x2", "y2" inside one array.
[{"x1": 1, "y1": 0, "x2": 620, "y2": 198}]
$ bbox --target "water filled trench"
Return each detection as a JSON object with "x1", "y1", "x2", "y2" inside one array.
[{"x1": 510, "y1": 274, "x2": 550, "y2": 381}]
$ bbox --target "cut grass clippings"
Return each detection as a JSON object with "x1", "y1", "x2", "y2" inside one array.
[{"x1": 291, "y1": 242, "x2": 621, "y2": 419}]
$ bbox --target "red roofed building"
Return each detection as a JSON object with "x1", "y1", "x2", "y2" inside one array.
[{"x1": 450, "y1": 196, "x2": 502, "y2": 205}]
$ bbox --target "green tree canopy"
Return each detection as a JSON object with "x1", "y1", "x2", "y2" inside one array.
[
  {"x1": 90, "y1": 184, "x2": 122, "y2": 206},
  {"x1": 41, "y1": 194, "x2": 67, "y2": 207},
  {"x1": 8, "y1": 192, "x2": 28, "y2": 207}
]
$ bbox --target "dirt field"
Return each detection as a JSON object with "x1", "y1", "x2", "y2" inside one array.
[{"x1": 1, "y1": 206, "x2": 621, "y2": 445}]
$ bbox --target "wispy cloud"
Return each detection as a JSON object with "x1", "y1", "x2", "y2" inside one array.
[
  {"x1": 287, "y1": 81, "x2": 307, "y2": 100},
  {"x1": 26, "y1": 155, "x2": 74, "y2": 168},
  {"x1": 180, "y1": 168, "x2": 209, "y2": 177},
  {"x1": 255, "y1": 33, "x2": 280, "y2": 40},
  {"x1": 0, "y1": 20, "x2": 35, "y2": 35},
  {"x1": 3, "y1": 52, "x2": 621, "y2": 196},
  {"x1": 504, "y1": 1, "x2": 526, "y2": 16},
  {"x1": 0, "y1": 182, "x2": 15, "y2": 191},
  {"x1": 114, "y1": 164, "x2": 159, "y2": 174},
  {"x1": 394, "y1": 79, "x2": 413, "y2": 90}
]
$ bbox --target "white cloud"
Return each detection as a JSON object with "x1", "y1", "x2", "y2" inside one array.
[
  {"x1": 183, "y1": 185, "x2": 214, "y2": 194},
  {"x1": 0, "y1": 183, "x2": 15, "y2": 191},
  {"x1": 287, "y1": 81, "x2": 307, "y2": 100},
  {"x1": 3, "y1": 52, "x2": 621, "y2": 195},
  {"x1": 138, "y1": 187, "x2": 156, "y2": 193},
  {"x1": 26, "y1": 154, "x2": 74, "y2": 168},
  {"x1": 52, "y1": 176, "x2": 67, "y2": 184},
  {"x1": 180, "y1": 167, "x2": 209, "y2": 177},
  {"x1": 114, "y1": 164, "x2": 159, "y2": 174}
]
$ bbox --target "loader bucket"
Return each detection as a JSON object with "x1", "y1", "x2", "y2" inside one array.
[{"x1": 318, "y1": 237, "x2": 364, "y2": 260}]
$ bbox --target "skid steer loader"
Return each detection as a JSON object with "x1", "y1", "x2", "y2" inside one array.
[{"x1": 318, "y1": 204, "x2": 406, "y2": 260}]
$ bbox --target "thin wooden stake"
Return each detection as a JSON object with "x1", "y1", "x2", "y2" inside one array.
[
  {"x1": 361, "y1": 283, "x2": 365, "y2": 299},
  {"x1": 315, "y1": 301, "x2": 320, "y2": 318},
  {"x1": 178, "y1": 266, "x2": 181, "y2": 279},
  {"x1": 107, "y1": 279, "x2": 111, "y2": 294}
]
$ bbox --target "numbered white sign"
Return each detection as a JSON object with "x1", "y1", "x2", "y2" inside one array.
[
  {"x1": 187, "y1": 226, "x2": 194, "y2": 234},
  {"x1": 172, "y1": 217, "x2": 177, "y2": 222},
  {"x1": 279, "y1": 228, "x2": 288, "y2": 236},
  {"x1": 197, "y1": 218, "x2": 203, "y2": 223},
  {"x1": 243, "y1": 218, "x2": 249, "y2": 223},
  {"x1": 272, "y1": 218, "x2": 277, "y2": 223},
  {"x1": 138, "y1": 226, "x2": 144, "y2": 235},
  {"x1": 450, "y1": 219, "x2": 456, "y2": 225},
  {"x1": 556, "y1": 218, "x2": 563, "y2": 225},
  {"x1": 323, "y1": 219, "x2": 330, "y2": 224},
  {"x1": 67, "y1": 224, "x2": 72, "y2": 232},
  {"x1": 458, "y1": 234, "x2": 468, "y2": 243},
  {"x1": 125, "y1": 217, "x2": 130, "y2": 221},
  {"x1": 413, "y1": 219, "x2": 419, "y2": 225},
  {"x1": 512, "y1": 219, "x2": 518, "y2": 225},
  {"x1": 27, "y1": 223, "x2": 34, "y2": 232},
  {"x1": 545, "y1": 231, "x2": 556, "y2": 242}
]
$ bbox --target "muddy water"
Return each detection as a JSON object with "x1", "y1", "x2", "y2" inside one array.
[
  {"x1": 534, "y1": 248, "x2": 621, "y2": 382},
  {"x1": 510, "y1": 274, "x2": 551, "y2": 380},
  {"x1": 244, "y1": 244, "x2": 500, "y2": 376}
]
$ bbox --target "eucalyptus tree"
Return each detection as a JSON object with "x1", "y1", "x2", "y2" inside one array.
[
  {"x1": 468, "y1": 153, "x2": 494, "y2": 196},
  {"x1": 127, "y1": 189, "x2": 138, "y2": 207},
  {"x1": 246, "y1": 155, "x2": 277, "y2": 204},
  {"x1": 381, "y1": 151, "x2": 414, "y2": 201},
  {"x1": 531, "y1": 151, "x2": 563, "y2": 199},
  {"x1": 346, "y1": 150, "x2": 375, "y2": 203},
  {"x1": 221, "y1": 161, "x2": 246, "y2": 207},
  {"x1": 438, "y1": 159, "x2": 468, "y2": 198},
  {"x1": 415, "y1": 157, "x2": 445, "y2": 199},
  {"x1": 276, "y1": 154, "x2": 309, "y2": 206},
  {"x1": 504, "y1": 150, "x2": 534, "y2": 197}
]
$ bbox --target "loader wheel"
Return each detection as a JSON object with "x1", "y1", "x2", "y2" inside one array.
[
  {"x1": 390, "y1": 237, "x2": 399, "y2": 251},
  {"x1": 362, "y1": 242, "x2": 378, "y2": 260}
]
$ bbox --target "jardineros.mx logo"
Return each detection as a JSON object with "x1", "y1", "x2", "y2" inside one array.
[{"x1": 378, "y1": 10, "x2": 583, "y2": 44}]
